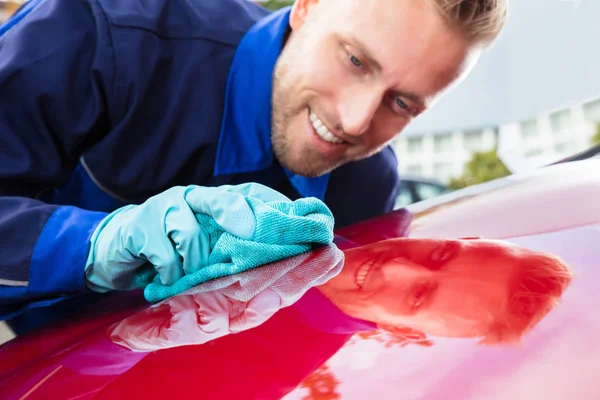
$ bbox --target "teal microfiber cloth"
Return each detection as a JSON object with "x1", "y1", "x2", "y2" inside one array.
[{"x1": 137, "y1": 196, "x2": 335, "y2": 303}]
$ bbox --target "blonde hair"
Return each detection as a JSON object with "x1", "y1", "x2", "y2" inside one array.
[
  {"x1": 482, "y1": 251, "x2": 573, "y2": 345},
  {"x1": 431, "y1": 0, "x2": 509, "y2": 44}
]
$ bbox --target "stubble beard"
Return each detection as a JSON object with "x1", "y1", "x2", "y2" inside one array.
[{"x1": 271, "y1": 60, "x2": 351, "y2": 179}]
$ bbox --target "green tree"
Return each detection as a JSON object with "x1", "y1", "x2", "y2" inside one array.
[
  {"x1": 448, "y1": 148, "x2": 511, "y2": 190},
  {"x1": 592, "y1": 123, "x2": 600, "y2": 145},
  {"x1": 258, "y1": 0, "x2": 295, "y2": 11}
]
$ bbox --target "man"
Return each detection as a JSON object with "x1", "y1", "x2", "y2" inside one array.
[{"x1": 0, "y1": 0, "x2": 507, "y2": 321}]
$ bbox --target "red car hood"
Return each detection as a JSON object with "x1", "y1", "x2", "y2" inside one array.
[{"x1": 1, "y1": 159, "x2": 599, "y2": 400}]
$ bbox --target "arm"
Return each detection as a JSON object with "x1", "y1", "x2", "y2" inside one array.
[{"x1": 0, "y1": 0, "x2": 115, "y2": 318}]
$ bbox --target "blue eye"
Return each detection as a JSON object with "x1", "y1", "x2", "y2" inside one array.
[
  {"x1": 396, "y1": 98, "x2": 409, "y2": 111},
  {"x1": 349, "y1": 54, "x2": 363, "y2": 68},
  {"x1": 430, "y1": 241, "x2": 458, "y2": 265}
]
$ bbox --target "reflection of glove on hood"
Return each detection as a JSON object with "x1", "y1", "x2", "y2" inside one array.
[
  {"x1": 137, "y1": 195, "x2": 335, "y2": 303},
  {"x1": 109, "y1": 244, "x2": 344, "y2": 352}
]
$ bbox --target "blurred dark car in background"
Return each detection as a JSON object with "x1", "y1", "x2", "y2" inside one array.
[{"x1": 394, "y1": 174, "x2": 451, "y2": 209}]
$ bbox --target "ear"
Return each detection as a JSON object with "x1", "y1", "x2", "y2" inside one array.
[
  {"x1": 377, "y1": 324, "x2": 434, "y2": 347},
  {"x1": 477, "y1": 322, "x2": 522, "y2": 347},
  {"x1": 289, "y1": 0, "x2": 320, "y2": 31},
  {"x1": 478, "y1": 334, "x2": 522, "y2": 347}
]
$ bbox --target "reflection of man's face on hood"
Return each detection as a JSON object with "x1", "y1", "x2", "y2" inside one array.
[{"x1": 318, "y1": 237, "x2": 571, "y2": 342}]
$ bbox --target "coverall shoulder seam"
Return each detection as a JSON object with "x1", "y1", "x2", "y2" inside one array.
[
  {"x1": 102, "y1": 22, "x2": 240, "y2": 48},
  {"x1": 91, "y1": 0, "x2": 118, "y2": 120}
]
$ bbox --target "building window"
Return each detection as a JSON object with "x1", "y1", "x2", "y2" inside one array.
[
  {"x1": 434, "y1": 134, "x2": 452, "y2": 153},
  {"x1": 583, "y1": 99, "x2": 600, "y2": 123},
  {"x1": 463, "y1": 130, "x2": 483, "y2": 152},
  {"x1": 406, "y1": 137, "x2": 422, "y2": 153},
  {"x1": 554, "y1": 141, "x2": 577, "y2": 155},
  {"x1": 549, "y1": 110, "x2": 572, "y2": 136},
  {"x1": 521, "y1": 119, "x2": 538, "y2": 138},
  {"x1": 525, "y1": 148, "x2": 543, "y2": 157}
]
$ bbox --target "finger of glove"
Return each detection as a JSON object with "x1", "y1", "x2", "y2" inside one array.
[
  {"x1": 192, "y1": 291, "x2": 232, "y2": 316},
  {"x1": 192, "y1": 292, "x2": 231, "y2": 333},
  {"x1": 167, "y1": 295, "x2": 202, "y2": 332},
  {"x1": 229, "y1": 289, "x2": 281, "y2": 333},
  {"x1": 222, "y1": 182, "x2": 291, "y2": 203},
  {"x1": 144, "y1": 234, "x2": 186, "y2": 286},
  {"x1": 185, "y1": 187, "x2": 257, "y2": 240},
  {"x1": 164, "y1": 200, "x2": 210, "y2": 275}
]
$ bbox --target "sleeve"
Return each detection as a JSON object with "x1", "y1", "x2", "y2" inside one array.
[{"x1": 0, "y1": 0, "x2": 116, "y2": 318}]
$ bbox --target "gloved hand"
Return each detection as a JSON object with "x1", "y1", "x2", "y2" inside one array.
[{"x1": 84, "y1": 183, "x2": 291, "y2": 293}]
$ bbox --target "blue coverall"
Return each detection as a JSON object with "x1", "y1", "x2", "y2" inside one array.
[{"x1": 0, "y1": 0, "x2": 400, "y2": 325}]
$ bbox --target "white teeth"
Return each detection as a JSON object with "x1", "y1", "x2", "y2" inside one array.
[
  {"x1": 355, "y1": 257, "x2": 381, "y2": 288},
  {"x1": 317, "y1": 125, "x2": 328, "y2": 136},
  {"x1": 355, "y1": 263, "x2": 373, "y2": 288},
  {"x1": 309, "y1": 111, "x2": 343, "y2": 144}
]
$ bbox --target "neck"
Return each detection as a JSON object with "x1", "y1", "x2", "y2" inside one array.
[{"x1": 315, "y1": 280, "x2": 363, "y2": 322}]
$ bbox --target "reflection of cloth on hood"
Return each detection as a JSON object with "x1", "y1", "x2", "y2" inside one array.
[{"x1": 109, "y1": 244, "x2": 344, "y2": 352}]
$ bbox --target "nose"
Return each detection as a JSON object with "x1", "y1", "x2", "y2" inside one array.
[{"x1": 337, "y1": 88, "x2": 382, "y2": 137}]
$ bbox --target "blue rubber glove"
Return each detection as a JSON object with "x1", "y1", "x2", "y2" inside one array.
[{"x1": 84, "y1": 183, "x2": 291, "y2": 293}]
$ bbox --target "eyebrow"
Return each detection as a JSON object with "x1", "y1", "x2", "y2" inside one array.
[{"x1": 397, "y1": 91, "x2": 426, "y2": 110}]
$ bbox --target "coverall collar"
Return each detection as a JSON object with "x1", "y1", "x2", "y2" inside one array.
[{"x1": 213, "y1": 7, "x2": 330, "y2": 200}]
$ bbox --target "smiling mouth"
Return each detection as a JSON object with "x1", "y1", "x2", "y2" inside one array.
[
  {"x1": 309, "y1": 109, "x2": 345, "y2": 144},
  {"x1": 355, "y1": 256, "x2": 380, "y2": 288}
]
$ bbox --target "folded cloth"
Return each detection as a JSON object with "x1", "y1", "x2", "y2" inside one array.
[
  {"x1": 109, "y1": 244, "x2": 344, "y2": 352},
  {"x1": 137, "y1": 195, "x2": 335, "y2": 303}
]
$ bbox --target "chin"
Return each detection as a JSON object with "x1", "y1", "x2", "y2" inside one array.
[
  {"x1": 276, "y1": 154, "x2": 338, "y2": 178},
  {"x1": 287, "y1": 165, "x2": 331, "y2": 178}
]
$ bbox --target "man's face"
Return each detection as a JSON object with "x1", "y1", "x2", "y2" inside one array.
[
  {"x1": 271, "y1": 0, "x2": 479, "y2": 177},
  {"x1": 325, "y1": 238, "x2": 526, "y2": 339}
]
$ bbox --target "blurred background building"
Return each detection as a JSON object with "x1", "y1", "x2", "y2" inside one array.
[{"x1": 393, "y1": 98, "x2": 600, "y2": 186}]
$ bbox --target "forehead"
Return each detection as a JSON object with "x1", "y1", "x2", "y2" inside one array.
[{"x1": 317, "y1": 0, "x2": 474, "y2": 98}]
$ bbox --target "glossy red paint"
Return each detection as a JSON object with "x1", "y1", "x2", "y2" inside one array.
[{"x1": 0, "y1": 159, "x2": 598, "y2": 400}]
